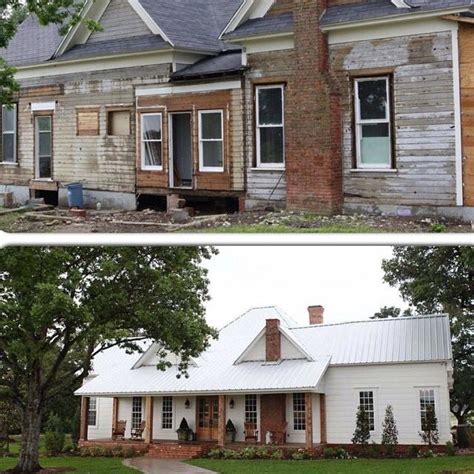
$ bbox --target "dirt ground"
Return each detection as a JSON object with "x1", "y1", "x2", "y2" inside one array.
[{"x1": 0, "y1": 207, "x2": 472, "y2": 233}]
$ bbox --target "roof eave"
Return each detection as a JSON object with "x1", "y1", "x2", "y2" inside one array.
[{"x1": 224, "y1": 30, "x2": 293, "y2": 43}]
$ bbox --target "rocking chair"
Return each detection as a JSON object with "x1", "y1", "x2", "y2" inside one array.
[
  {"x1": 270, "y1": 421, "x2": 288, "y2": 445},
  {"x1": 244, "y1": 422, "x2": 259, "y2": 443},
  {"x1": 112, "y1": 420, "x2": 127, "y2": 440},
  {"x1": 131, "y1": 420, "x2": 146, "y2": 440}
]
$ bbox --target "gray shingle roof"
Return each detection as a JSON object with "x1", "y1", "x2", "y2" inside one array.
[
  {"x1": 171, "y1": 51, "x2": 244, "y2": 80},
  {"x1": 56, "y1": 34, "x2": 169, "y2": 62},
  {"x1": 321, "y1": 0, "x2": 473, "y2": 27},
  {"x1": 223, "y1": 12, "x2": 294, "y2": 40}
]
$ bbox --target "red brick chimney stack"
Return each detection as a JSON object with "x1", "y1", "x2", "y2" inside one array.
[
  {"x1": 308, "y1": 305, "x2": 325, "y2": 325},
  {"x1": 265, "y1": 319, "x2": 281, "y2": 361}
]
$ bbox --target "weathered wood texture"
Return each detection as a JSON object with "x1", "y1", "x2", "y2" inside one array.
[
  {"x1": 244, "y1": 50, "x2": 294, "y2": 207},
  {"x1": 330, "y1": 32, "x2": 457, "y2": 207},
  {"x1": 88, "y1": 0, "x2": 152, "y2": 44},
  {"x1": 0, "y1": 64, "x2": 170, "y2": 192},
  {"x1": 460, "y1": 24, "x2": 474, "y2": 206},
  {"x1": 136, "y1": 88, "x2": 244, "y2": 192}
]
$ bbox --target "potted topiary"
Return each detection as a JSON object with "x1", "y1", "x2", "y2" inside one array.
[
  {"x1": 226, "y1": 419, "x2": 237, "y2": 443},
  {"x1": 177, "y1": 418, "x2": 192, "y2": 442}
]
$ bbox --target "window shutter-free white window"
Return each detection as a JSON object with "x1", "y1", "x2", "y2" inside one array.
[
  {"x1": 256, "y1": 85, "x2": 285, "y2": 168},
  {"x1": 2, "y1": 104, "x2": 17, "y2": 163},
  {"x1": 355, "y1": 77, "x2": 392, "y2": 169},
  {"x1": 199, "y1": 110, "x2": 224, "y2": 172},
  {"x1": 141, "y1": 113, "x2": 163, "y2": 170}
]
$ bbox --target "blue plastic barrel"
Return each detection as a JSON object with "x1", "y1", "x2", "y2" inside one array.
[{"x1": 66, "y1": 182, "x2": 84, "y2": 209}]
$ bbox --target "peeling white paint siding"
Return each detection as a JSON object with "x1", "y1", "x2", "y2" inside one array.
[{"x1": 324, "y1": 363, "x2": 452, "y2": 445}]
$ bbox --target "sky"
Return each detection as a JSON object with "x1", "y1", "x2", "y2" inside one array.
[{"x1": 202, "y1": 246, "x2": 407, "y2": 329}]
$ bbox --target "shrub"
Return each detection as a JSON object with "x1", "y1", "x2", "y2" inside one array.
[
  {"x1": 381, "y1": 405, "x2": 399, "y2": 456},
  {"x1": 226, "y1": 419, "x2": 236, "y2": 433},
  {"x1": 70, "y1": 409, "x2": 80, "y2": 449},
  {"x1": 334, "y1": 447, "x2": 350, "y2": 459},
  {"x1": 352, "y1": 405, "x2": 371, "y2": 446},
  {"x1": 271, "y1": 449, "x2": 284, "y2": 460},
  {"x1": 422, "y1": 449, "x2": 435, "y2": 458},
  {"x1": 408, "y1": 445, "x2": 419, "y2": 458},
  {"x1": 206, "y1": 448, "x2": 223, "y2": 459},
  {"x1": 323, "y1": 447, "x2": 336, "y2": 459},
  {"x1": 445, "y1": 441, "x2": 456, "y2": 456},
  {"x1": 44, "y1": 414, "x2": 65, "y2": 456},
  {"x1": 369, "y1": 443, "x2": 382, "y2": 458},
  {"x1": 291, "y1": 449, "x2": 306, "y2": 461},
  {"x1": 419, "y1": 405, "x2": 439, "y2": 447}
]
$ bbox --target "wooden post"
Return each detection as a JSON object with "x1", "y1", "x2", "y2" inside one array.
[
  {"x1": 320, "y1": 394, "x2": 327, "y2": 444},
  {"x1": 217, "y1": 395, "x2": 226, "y2": 447},
  {"x1": 79, "y1": 397, "x2": 89, "y2": 442},
  {"x1": 144, "y1": 396, "x2": 154, "y2": 444},
  {"x1": 112, "y1": 398, "x2": 119, "y2": 438},
  {"x1": 305, "y1": 393, "x2": 313, "y2": 449}
]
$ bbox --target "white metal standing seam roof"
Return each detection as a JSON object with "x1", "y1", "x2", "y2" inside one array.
[{"x1": 76, "y1": 308, "x2": 452, "y2": 397}]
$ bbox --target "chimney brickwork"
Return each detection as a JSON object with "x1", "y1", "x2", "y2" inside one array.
[
  {"x1": 265, "y1": 319, "x2": 281, "y2": 361},
  {"x1": 308, "y1": 305, "x2": 325, "y2": 325}
]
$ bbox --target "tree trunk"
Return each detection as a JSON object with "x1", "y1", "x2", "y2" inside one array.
[{"x1": 13, "y1": 389, "x2": 43, "y2": 473}]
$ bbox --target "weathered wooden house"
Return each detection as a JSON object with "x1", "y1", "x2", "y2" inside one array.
[{"x1": 0, "y1": 0, "x2": 473, "y2": 219}]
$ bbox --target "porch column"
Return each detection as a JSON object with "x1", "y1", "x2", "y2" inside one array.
[
  {"x1": 320, "y1": 394, "x2": 327, "y2": 444},
  {"x1": 79, "y1": 396, "x2": 89, "y2": 442},
  {"x1": 112, "y1": 397, "x2": 119, "y2": 435},
  {"x1": 305, "y1": 393, "x2": 313, "y2": 449},
  {"x1": 217, "y1": 395, "x2": 226, "y2": 447},
  {"x1": 144, "y1": 396, "x2": 154, "y2": 444}
]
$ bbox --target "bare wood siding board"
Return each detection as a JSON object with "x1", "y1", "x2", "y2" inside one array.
[{"x1": 330, "y1": 31, "x2": 457, "y2": 207}]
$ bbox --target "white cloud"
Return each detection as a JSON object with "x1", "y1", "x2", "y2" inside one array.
[{"x1": 203, "y1": 246, "x2": 406, "y2": 329}]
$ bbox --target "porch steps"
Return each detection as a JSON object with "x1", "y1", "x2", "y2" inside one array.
[{"x1": 147, "y1": 442, "x2": 212, "y2": 459}]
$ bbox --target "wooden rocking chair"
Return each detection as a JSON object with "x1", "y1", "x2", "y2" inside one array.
[
  {"x1": 270, "y1": 421, "x2": 288, "y2": 445},
  {"x1": 112, "y1": 420, "x2": 126, "y2": 440},
  {"x1": 244, "y1": 422, "x2": 259, "y2": 443},
  {"x1": 131, "y1": 420, "x2": 146, "y2": 440}
]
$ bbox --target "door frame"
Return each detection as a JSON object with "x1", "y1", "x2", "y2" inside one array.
[
  {"x1": 168, "y1": 111, "x2": 193, "y2": 189},
  {"x1": 34, "y1": 113, "x2": 54, "y2": 180},
  {"x1": 195, "y1": 396, "x2": 219, "y2": 441}
]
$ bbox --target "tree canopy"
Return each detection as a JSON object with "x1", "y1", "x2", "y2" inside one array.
[{"x1": 0, "y1": 247, "x2": 217, "y2": 472}]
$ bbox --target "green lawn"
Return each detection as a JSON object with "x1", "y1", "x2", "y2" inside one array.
[
  {"x1": 0, "y1": 457, "x2": 136, "y2": 473},
  {"x1": 189, "y1": 456, "x2": 474, "y2": 474}
]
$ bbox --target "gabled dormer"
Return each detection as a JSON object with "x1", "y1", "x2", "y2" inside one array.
[
  {"x1": 234, "y1": 318, "x2": 313, "y2": 365},
  {"x1": 131, "y1": 342, "x2": 197, "y2": 370}
]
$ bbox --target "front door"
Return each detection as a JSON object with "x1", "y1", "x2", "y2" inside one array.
[
  {"x1": 169, "y1": 113, "x2": 192, "y2": 189},
  {"x1": 196, "y1": 396, "x2": 219, "y2": 441},
  {"x1": 34, "y1": 115, "x2": 53, "y2": 179}
]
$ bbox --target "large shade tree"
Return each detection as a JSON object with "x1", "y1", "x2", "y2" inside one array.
[
  {"x1": 373, "y1": 246, "x2": 473, "y2": 425},
  {"x1": 0, "y1": 247, "x2": 217, "y2": 473}
]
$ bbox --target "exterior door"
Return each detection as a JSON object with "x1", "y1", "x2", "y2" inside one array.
[
  {"x1": 35, "y1": 115, "x2": 53, "y2": 179},
  {"x1": 169, "y1": 113, "x2": 192, "y2": 189},
  {"x1": 196, "y1": 396, "x2": 219, "y2": 441}
]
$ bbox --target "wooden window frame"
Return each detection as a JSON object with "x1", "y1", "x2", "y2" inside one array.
[
  {"x1": 1, "y1": 104, "x2": 17, "y2": 164},
  {"x1": 255, "y1": 84, "x2": 285, "y2": 169},
  {"x1": 141, "y1": 113, "x2": 163, "y2": 171},
  {"x1": 161, "y1": 396, "x2": 173, "y2": 430},
  {"x1": 34, "y1": 113, "x2": 53, "y2": 180},
  {"x1": 198, "y1": 109, "x2": 224, "y2": 173},
  {"x1": 354, "y1": 76, "x2": 393, "y2": 170}
]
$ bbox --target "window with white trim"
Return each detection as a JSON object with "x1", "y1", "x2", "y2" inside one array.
[
  {"x1": 132, "y1": 397, "x2": 143, "y2": 430},
  {"x1": 162, "y1": 396, "x2": 173, "y2": 430},
  {"x1": 199, "y1": 110, "x2": 224, "y2": 172},
  {"x1": 256, "y1": 85, "x2": 285, "y2": 168},
  {"x1": 419, "y1": 389, "x2": 435, "y2": 431},
  {"x1": 354, "y1": 77, "x2": 392, "y2": 169},
  {"x1": 141, "y1": 113, "x2": 162, "y2": 170},
  {"x1": 293, "y1": 393, "x2": 306, "y2": 431},
  {"x1": 87, "y1": 397, "x2": 97, "y2": 427},
  {"x1": 359, "y1": 391, "x2": 375, "y2": 431},
  {"x1": 245, "y1": 395, "x2": 257, "y2": 424},
  {"x1": 2, "y1": 104, "x2": 17, "y2": 163}
]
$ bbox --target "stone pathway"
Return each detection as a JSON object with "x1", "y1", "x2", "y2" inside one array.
[{"x1": 123, "y1": 458, "x2": 216, "y2": 474}]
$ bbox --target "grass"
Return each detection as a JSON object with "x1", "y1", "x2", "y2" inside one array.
[
  {"x1": 189, "y1": 456, "x2": 474, "y2": 474},
  {"x1": 0, "y1": 211, "x2": 23, "y2": 232},
  {"x1": 0, "y1": 457, "x2": 136, "y2": 473},
  {"x1": 192, "y1": 224, "x2": 376, "y2": 233}
]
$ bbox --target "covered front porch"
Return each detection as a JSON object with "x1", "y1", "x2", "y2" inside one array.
[{"x1": 79, "y1": 392, "x2": 328, "y2": 451}]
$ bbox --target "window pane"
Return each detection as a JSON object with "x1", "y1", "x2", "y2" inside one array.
[
  {"x1": 360, "y1": 124, "x2": 390, "y2": 165},
  {"x1": 358, "y1": 80, "x2": 387, "y2": 120},
  {"x1": 260, "y1": 127, "x2": 284, "y2": 164},
  {"x1": 37, "y1": 117, "x2": 51, "y2": 132},
  {"x1": 39, "y1": 132, "x2": 51, "y2": 157},
  {"x1": 3, "y1": 106, "x2": 16, "y2": 132},
  {"x1": 144, "y1": 141, "x2": 162, "y2": 167},
  {"x1": 143, "y1": 115, "x2": 162, "y2": 140},
  {"x1": 258, "y1": 88, "x2": 283, "y2": 125},
  {"x1": 39, "y1": 156, "x2": 51, "y2": 178},
  {"x1": 162, "y1": 396, "x2": 173, "y2": 429},
  {"x1": 245, "y1": 395, "x2": 257, "y2": 424},
  {"x1": 2, "y1": 134, "x2": 14, "y2": 162},
  {"x1": 202, "y1": 142, "x2": 223, "y2": 168},
  {"x1": 359, "y1": 391, "x2": 375, "y2": 431},
  {"x1": 201, "y1": 113, "x2": 222, "y2": 140}
]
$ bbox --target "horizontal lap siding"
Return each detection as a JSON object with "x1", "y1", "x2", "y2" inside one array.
[
  {"x1": 88, "y1": 397, "x2": 114, "y2": 440},
  {"x1": 2, "y1": 65, "x2": 170, "y2": 193},
  {"x1": 325, "y1": 363, "x2": 451, "y2": 445},
  {"x1": 330, "y1": 32, "x2": 457, "y2": 207}
]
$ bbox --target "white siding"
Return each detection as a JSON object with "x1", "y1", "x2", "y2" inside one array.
[
  {"x1": 324, "y1": 363, "x2": 451, "y2": 445},
  {"x1": 153, "y1": 396, "x2": 192, "y2": 440},
  {"x1": 88, "y1": 397, "x2": 113, "y2": 440},
  {"x1": 285, "y1": 393, "x2": 321, "y2": 444}
]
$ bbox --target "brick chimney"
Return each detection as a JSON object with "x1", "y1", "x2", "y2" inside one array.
[
  {"x1": 265, "y1": 319, "x2": 281, "y2": 361},
  {"x1": 308, "y1": 305, "x2": 324, "y2": 325}
]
